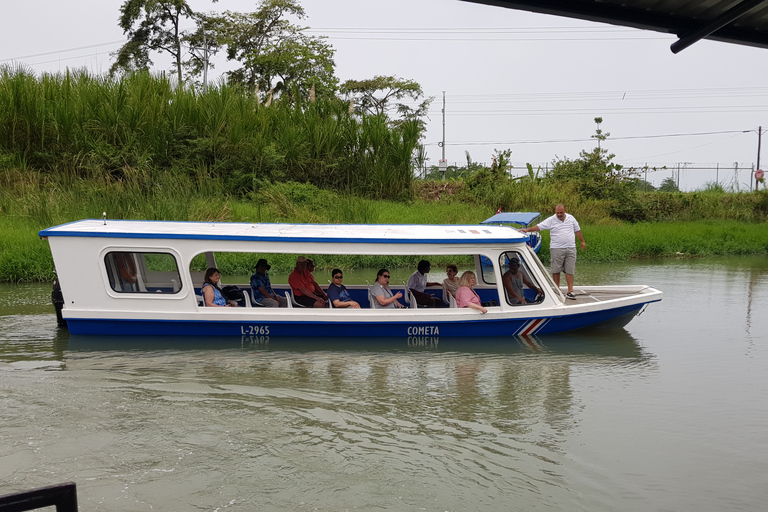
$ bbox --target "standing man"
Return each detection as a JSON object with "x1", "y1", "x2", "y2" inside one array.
[{"x1": 521, "y1": 204, "x2": 586, "y2": 299}]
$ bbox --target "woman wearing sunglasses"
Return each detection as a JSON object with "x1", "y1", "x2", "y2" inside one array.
[
  {"x1": 371, "y1": 268, "x2": 404, "y2": 309},
  {"x1": 327, "y1": 269, "x2": 361, "y2": 308}
]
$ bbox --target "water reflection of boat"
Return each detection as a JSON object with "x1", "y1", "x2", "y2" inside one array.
[
  {"x1": 62, "y1": 329, "x2": 649, "y2": 360},
  {"x1": 39, "y1": 220, "x2": 662, "y2": 337}
]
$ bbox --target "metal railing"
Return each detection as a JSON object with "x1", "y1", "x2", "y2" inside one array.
[{"x1": 0, "y1": 483, "x2": 78, "y2": 512}]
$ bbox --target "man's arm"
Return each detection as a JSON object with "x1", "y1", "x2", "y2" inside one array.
[
  {"x1": 312, "y1": 281, "x2": 328, "y2": 299},
  {"x1": 522, "y1": 274, "x2": 541, "y2": 294},
  {"x1": 502, "y1": 273, "x2": 526, "y2": 304},
  {"x1": 520, "y1": 225, "x2": 541, "y2": 234},
  {"x1": 300, "y1": 285, "x2": 321, "y2": 299},
  {"x1": 575, "y1": 229, "x2": 586, "y2": 250}
]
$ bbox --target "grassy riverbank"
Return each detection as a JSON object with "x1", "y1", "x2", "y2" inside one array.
[{"x1": 2, "y1": 180, "x2": 767, "y2": 281}]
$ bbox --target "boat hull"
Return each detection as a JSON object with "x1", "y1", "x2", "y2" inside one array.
[{"x1": 63, "y1": 302, "x2": 652, "y2": 338}]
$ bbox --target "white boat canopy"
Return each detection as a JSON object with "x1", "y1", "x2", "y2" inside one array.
[{"x1": 39, "y1": 220, "x2": 530, "y2": 246}]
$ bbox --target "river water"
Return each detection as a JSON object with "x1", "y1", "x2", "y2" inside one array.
[{"x1": 1, "y1": 257, "x2": 767, "y2": 511}]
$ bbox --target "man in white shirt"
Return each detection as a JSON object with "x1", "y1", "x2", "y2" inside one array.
[
  {"x1": 521, "y1": 204, "x2": 586, "y2": 299},
  {"x1": 407, "y1": 260, "x2": 442, "y2": 307}
]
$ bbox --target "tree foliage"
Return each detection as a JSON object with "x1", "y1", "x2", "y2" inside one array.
[
  {"x1": 340, "y1": 75, "x2": 433, "y2": 126},
  {"x1": 547, "y1": 118, "x2": 637, "y2": 200},
  {"x1": 111, "y1": 0, "x2": 203, "y2": 83},
  {"x1": 627, "y1": 178, "x2": 657, "y2": 191},
  {"x1": 659, "y1": 177, "x2": 680, "y2": 192},
  {"x1": 211, "y1": 0, "x2": 337, "y2": 102}
]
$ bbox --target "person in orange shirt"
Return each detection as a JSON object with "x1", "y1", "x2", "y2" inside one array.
[
  {"x1": 288, "y1": 256, "x2": 326, "y2": 308},
  {"x1": 306, "y1": 258, "x2": 330, "y2": 303}
]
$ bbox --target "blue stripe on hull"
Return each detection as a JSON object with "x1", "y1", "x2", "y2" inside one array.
[{"x1": 65, "y1": 303, "x2": 646, "y2": 337}]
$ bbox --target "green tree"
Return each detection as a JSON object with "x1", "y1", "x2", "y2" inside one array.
[
  {"x1": 424, "y1": 150, "x2": 486, "y2": 180},
  {"x1": 212, "y1": 0, "x2": 337, "y2": 102},
  {"x1": 659, "y1": 177, "x2": 679, "y2": 192},
  {"x1": 340, "y1": 75, "x2": 433, "y2": 127},
  {"x1": 111, "y1": 0, "x2": 206, "y2": 83},
  {"x1": 591, "y1": 116, "x2": 609, "y2": 149},
  {"x1": 628, "y1": 178, "x2": 657, "y2": 191},
  {"x1": 548, "y1": 118, "x2": 636, "y2": 200}
]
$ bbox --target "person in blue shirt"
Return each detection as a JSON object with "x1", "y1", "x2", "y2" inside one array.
[
  {"x1": 202, "y1": 268, "x2": 237, "y2": 307},
  {"x1": 326, "y1": 269, "x2": 361, "y2": 308},
  {"x1": 250, "y1": 259, "x2": 287, "y2": 307}
]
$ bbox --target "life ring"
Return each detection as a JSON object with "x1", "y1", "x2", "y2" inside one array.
[{"x1": 115, "y1": 253, "x2": 137, "y2": 284}]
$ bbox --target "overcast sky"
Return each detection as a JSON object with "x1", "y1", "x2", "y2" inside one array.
[{"x1": 3, "y1": 0, "x2": 768, "y2": 190}]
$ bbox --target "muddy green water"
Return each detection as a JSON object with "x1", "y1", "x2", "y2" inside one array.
[{"x1": 1, "y1": 257, "x2": 767, "y2": 511}]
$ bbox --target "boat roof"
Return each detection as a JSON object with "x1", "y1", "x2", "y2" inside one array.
[
  {"x1": 39, "y1": 219, "x2": 529, "y2": 245},
  {"x1": 480, "y1": 212, "x2": 541, "y2": 226}
]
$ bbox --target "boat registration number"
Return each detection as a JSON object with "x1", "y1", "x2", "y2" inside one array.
[{"x1": 240, "y1": 325, "x2": 270, "y2": 335}]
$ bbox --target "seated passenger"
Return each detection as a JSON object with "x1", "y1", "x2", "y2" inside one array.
[
  {"x1": 250, "y1": 259, "x2": 287, "y2": 307},
  {"x1": 455, "y1": 271, "x2": 487, "y2": 314},
  {"x1": 502, "y1": 257, "x2": 543, "y2": 305},
  {"x1": 202, "y1": 268, "x2": 238, "y2": 307},
  {"x1": 442, "y1": 264, "x2": 460, "y2": 302},
  {"x1": 306, "y1": 258, "x2": 330, "y2": 303},
  {"x1": 407, "y1": 259, "x2": 442, "y2": 308},
  {"x1": 372, "y1": 268, "x2": 405, "y2": 309},
  {"x1": 327, "y1": 269, "x2": 361, "y2": 308},
  {"x1": 288, "y1": 256, "x2": 326, "y2": 308}
]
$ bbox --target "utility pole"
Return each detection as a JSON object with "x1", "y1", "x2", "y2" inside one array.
[
  {"x1": 438, "y1": 91, "x2": 447, "y2": 180},
  {"x1": 744, "y1": 126, "x2": 765, "y2": 191},
  {"x1": 756, "y1": 125, "x2": 762, "y2": 191},
  {"x1": 190, "y1": 33, "x2": 217, "y2": 92}
]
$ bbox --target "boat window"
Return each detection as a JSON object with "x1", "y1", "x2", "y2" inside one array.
[
  {"x1": 186, "y1": 252, "x2": 482, "y2": 308},
  {"x1": 105, "y1": 251, "x2": 182, "y2": 294},
  {"x1": 499, "y1": 251, "x2": 544, "y2": 305},
  {"x1": 479, "y1": 255, "x2": 497, "y2": 285}
]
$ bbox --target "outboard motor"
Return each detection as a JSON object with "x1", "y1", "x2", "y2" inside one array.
[{"x1": 51, "y1": 271, "x2": 66, "y2": 328}]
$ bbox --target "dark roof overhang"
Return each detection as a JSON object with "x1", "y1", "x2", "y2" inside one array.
[{"x1": 462, "y1": 0, "x2": 768, "y2": 52}]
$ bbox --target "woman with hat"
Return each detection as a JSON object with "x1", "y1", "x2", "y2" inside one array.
[{"x1": 250, "y1": 259, "x2": 287, "y2": 307}]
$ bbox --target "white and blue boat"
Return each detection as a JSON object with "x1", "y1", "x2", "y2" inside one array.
[{"x1": 39, "y1": 219, "x2": 662, "y2": 338}]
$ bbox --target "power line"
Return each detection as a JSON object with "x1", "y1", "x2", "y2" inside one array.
[
  {"x1": 318, "y1": 35, "x2": 668, "y2": 42},
  {"x1": 423, "y1": 129, "x2": 750, "y2": 146},
  {"x1": 0, "y1": 26, "x2": 662, "y2": 64},
  {"x1": 0, "y1": 41, "x2": 124, "y2": 63},
  {"x1": 428, "y1": 105, "x2": 768, "y2": 115},
  {"x1": 445, "y1": 88, "x2": 768, "y2": 101},
  {"x1": 308, "y1": 27, "x2": 641, "y2": 33}
]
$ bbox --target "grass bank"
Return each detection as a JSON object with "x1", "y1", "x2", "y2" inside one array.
[{"x1": 2, "y1": 179, "x2": 767, "y2": 281}]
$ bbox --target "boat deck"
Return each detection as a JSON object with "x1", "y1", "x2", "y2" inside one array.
[{"x1": 562, "y1": 286, "x2": 654, "y2": 305}]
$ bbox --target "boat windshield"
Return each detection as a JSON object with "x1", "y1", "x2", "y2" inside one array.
[{"x1": 524, "y1": 245, "x2": 564, "y2": 302}]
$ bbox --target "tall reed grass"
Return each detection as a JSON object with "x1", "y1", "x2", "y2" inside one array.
[{"x1": 0, "y1": 67, "x2": 419, "y2": 200}]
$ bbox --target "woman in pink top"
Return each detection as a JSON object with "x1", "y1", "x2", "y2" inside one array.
[{"x1": 455, "y1": 271, "x2": 488, "y2": 314}]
